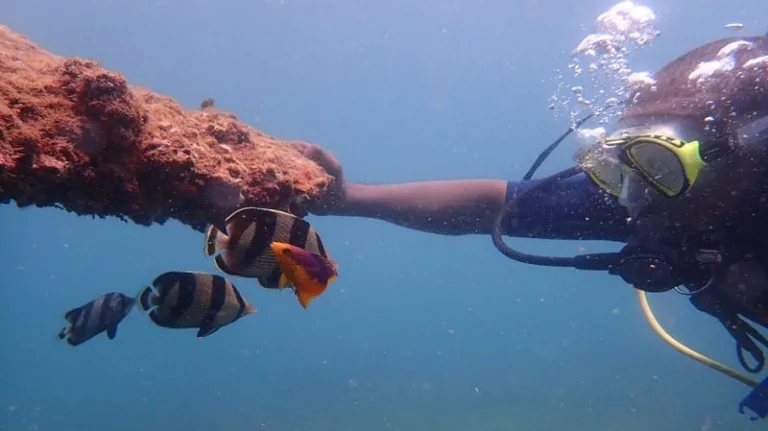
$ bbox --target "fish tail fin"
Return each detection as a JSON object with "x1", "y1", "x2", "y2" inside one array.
[
  {"x1": 136, "y1": 286, "x2": 158, "y2": 312},
  {"x1": 214, "y1": 254, "x2": 237, "y2": 274},
  {"x1": 124, "y1": 297, "x2": 138, "y2": 313},
  {"x1": 203, "y1": 225, "x2": 229, "y2": 256},
  {"x1": 244, "y1": 303, "x2": 257, "y2": 315},
  {"x1": 63, "y1": 307, "x2": 79, "y2": 323}
]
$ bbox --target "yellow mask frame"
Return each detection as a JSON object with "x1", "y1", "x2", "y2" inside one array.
[{"x1": 579, "y1": 134, "x2": 708, "y2": 198}]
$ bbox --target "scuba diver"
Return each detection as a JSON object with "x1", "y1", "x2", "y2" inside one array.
[{"x1": 302, "y1": 33, "x2": 768, "y2": 419}]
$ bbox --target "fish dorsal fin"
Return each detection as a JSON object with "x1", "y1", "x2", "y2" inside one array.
[
  {"x1": 274, "y1": 200, "x2": 292, "y2": 214},
  {"x1": 225, "y1": 207, "x2": 292, "y2": 222},
  {"x1": 223, "y1": 207, "x2": 299, "y2": 242}
]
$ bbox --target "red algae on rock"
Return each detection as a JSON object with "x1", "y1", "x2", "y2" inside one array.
[{"x1": 0, "y1": 25, "x2": 332, "y2": 231}]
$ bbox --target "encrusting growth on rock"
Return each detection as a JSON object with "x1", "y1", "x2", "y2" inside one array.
[{"x1": 0, "y1": 25, "x2": 332, "y2": 232}]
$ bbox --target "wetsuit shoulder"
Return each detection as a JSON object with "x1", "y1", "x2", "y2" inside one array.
[{"x1": 504, "y1": 172, "x2": 631, "y2": 242}]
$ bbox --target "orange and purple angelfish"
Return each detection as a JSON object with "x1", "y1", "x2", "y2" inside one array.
[{"x1": 270, "y1": 242, "x2": 339, "y2": 309}]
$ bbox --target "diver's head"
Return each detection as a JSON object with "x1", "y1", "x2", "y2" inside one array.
[{"x1": 578, "y1": 35, "x2": 768, "y2": 225}]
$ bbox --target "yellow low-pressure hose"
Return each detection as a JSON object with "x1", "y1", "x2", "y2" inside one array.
[{"x1": 637, "y1": 290, "x2": 760, "y2": 388}]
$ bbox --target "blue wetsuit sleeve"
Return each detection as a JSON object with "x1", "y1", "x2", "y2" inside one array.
[{"x1": 505, "y1": 172, "x2": 631, "y2": 242}]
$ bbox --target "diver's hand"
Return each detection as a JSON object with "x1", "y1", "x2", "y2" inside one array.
[{"x1": 303, "y1": 144, "x2": 347, "y2": 215}]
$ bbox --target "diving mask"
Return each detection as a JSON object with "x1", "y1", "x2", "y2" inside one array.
[{"x1": 576, "y1": 134, "x2": 712, "y2": 199}]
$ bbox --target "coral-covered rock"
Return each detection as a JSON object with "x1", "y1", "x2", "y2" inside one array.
[{"x1": 0, "y1": 25, "x2": 332, "y2": 231}]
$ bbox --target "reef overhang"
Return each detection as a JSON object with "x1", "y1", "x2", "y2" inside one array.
[{"x1": 0, "y1": 25, "x2": 332, "y2": 232}]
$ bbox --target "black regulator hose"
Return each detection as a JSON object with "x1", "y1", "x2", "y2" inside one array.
[
  {"x1": 522, "y1": 113, "x2": 595, "y2": 181},
  {"x1": 493, "y1": 107, "x2": 627, "y2": 270},
  {"x1": 491, "y1": 165, "x2": 584, "y2": 267}
]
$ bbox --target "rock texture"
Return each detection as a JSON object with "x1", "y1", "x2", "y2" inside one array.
[{"x1": 0, "y1": 25, "x2": 332, "y2": 231}]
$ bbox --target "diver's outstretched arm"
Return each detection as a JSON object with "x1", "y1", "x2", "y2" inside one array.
[
  {"x1": 339, "y1": 180, "x2": 507, "y2": 236},
  {"x1": 304, "y1": 144, "x2": 630, "y2": 240},
  {"x1": 336, "y1": 175, "x2": 630, "y2": 240}
]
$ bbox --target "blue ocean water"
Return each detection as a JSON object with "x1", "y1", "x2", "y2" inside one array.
[{"x1": 2, "y1": 1, "x2": 768, "y2": 430}]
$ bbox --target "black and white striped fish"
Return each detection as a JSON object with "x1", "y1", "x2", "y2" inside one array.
[
  {"x1": 136, "y1": 271, "x2": 256, "y2": 338},
  {"x1": 203, "y1": 207, "x2": 331, "y2": 289},
  {"x1": 57, "y1": 292, "x2": 136, "y2": 347}
]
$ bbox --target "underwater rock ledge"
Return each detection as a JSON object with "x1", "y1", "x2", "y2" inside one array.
[{"x1": 0, "y1": 25, "x2": 332, "y2": 232}]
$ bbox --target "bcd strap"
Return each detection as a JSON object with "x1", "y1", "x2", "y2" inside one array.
[{"x1": 690, "y1": 288, "x2": 768, "y2": 373}]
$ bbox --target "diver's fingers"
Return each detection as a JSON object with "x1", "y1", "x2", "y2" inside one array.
[{"x1": 303, "y1": 144, "x2": 343, "y2": 180}]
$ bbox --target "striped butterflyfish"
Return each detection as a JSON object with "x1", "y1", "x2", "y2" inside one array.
[
  {"x1": 136, "y1": 271, "x2": 256, "y2": 338},
  {"x1": 203, "y1": 207, "x2": 330, "y2": 290},
  {"x1": 57, "y1": 292, "x2": 136, "y2": 347}
]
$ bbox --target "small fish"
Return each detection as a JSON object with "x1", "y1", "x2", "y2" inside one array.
[
  {"x1": 270, "y1": 242, "x2": 338, "y2": 309},
  {"x1": 57, "y1": 292, "x2": 136, "y2": 347},
  {"x1": 136, "y1": 271, "x2": 256, "y2": 338},
  {"x1": 204, "y1": 207, "x2": 331, "y2": 290}
]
